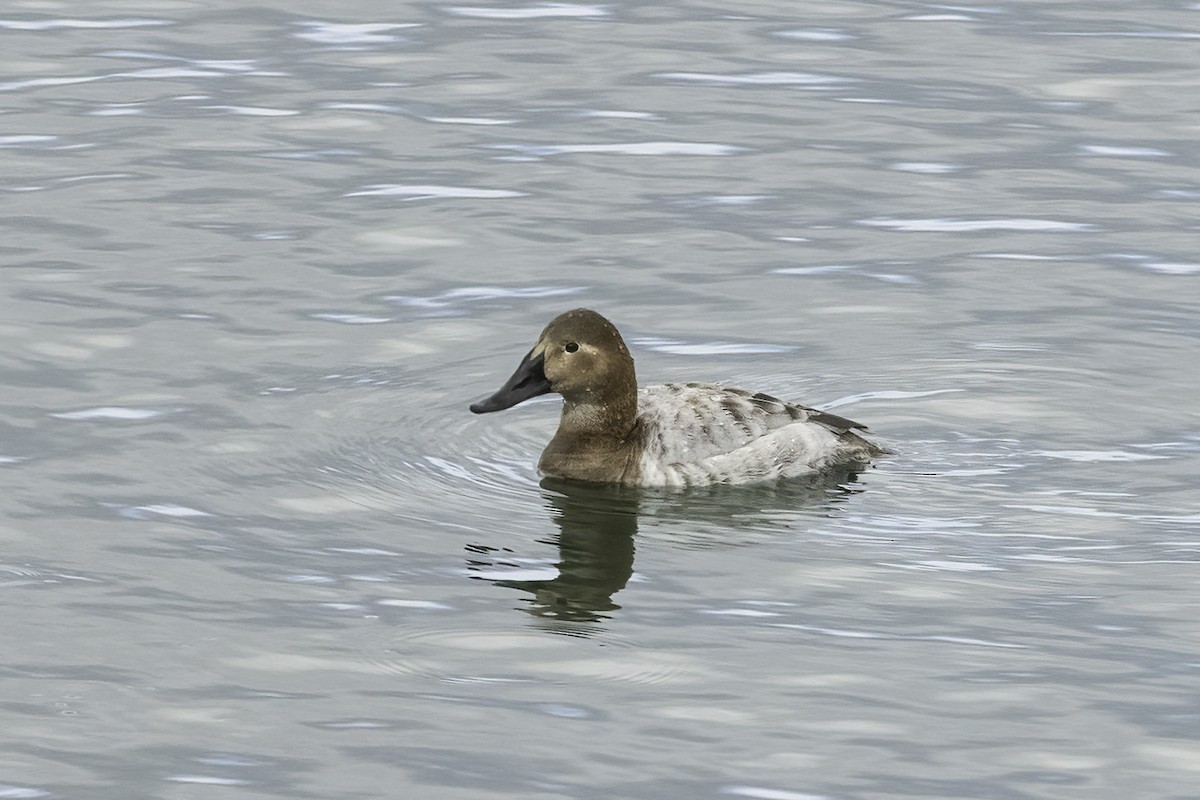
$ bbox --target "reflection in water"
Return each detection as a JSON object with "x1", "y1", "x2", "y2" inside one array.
[
  {"x1": 468, "y1": 466, "x2": 871, "y2": 624},
  {"x1": 468, "y1": 482, "x2": 639, "y2": 623}
]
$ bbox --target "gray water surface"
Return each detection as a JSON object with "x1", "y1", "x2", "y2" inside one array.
[{"x1": 2, "y1": 1, "x2": 1199, "y2": 798}]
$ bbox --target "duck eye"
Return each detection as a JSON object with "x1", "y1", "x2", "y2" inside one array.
[{"x1": 564, "y1": 342, "x2": 579, "y2": 353}]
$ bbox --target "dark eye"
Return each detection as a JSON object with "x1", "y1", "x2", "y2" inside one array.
[{"x1": 564, "y1": 342, "x2": 579, "y2": 353}]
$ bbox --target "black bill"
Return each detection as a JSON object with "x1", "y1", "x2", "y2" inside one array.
[{"x1": 469, "y1": 349, "x2": 552, "y2": 413}]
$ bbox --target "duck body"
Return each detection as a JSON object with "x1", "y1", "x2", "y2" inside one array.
[{"x1": 471, "y1": 309, "x2": 883, "y2": 488}]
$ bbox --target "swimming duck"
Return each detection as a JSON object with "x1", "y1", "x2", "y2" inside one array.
[{"x1": 470, "y1": 308, "x2": 884, "y2": 487}]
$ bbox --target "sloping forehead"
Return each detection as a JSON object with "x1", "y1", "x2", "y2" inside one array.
[{"x1": 540, "y1": 308, "x2": 624, "y2": 348}]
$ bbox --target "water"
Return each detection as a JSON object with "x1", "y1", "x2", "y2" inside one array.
[{"x1": 2, "y1": 1, "x2": 1199, "y2": 797}]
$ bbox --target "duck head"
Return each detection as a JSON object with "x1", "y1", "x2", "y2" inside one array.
[{"x1": 469, "y1": 308, "x2": 637, "y2": 414}]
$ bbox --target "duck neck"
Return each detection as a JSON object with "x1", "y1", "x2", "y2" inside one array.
[
  {"x1": 540, "y1": 373, "x2": 640, "y2": 483},
  {"x1": 556, "y1": 388, "x2": 638, "y2": 445}
]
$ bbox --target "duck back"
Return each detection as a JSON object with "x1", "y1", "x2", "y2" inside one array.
[{"x1": 634, "y1": 383, "x2": 877, "y2": 487}]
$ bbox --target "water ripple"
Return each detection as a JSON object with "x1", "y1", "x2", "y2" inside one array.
[
  {"x1": 353, "y1": 625, "x2": 692, "y2": 684},
  {"x1": 774, "y1": 28, "x2": 855, "y2": 42},
  {"x1": 314, "y1": 420, "x2": 544, "y2": 530},
  {"x1": 98, "y1": 51, "x2": 267, "y2": 72},
  {"x1": 0, "y1": 785, "x2": 50, "y2": 799},
  {"x1": 321, "y1": 101, "x2": 520, "y2": 126},
  {"x1": 293, "y1": 21, "x2": 421, "y2": 46},
  {"x1": 310, "y1": 313, "x2": 393, "y2": 325},
  {"x1": 1141, "y1": 262, "x2": 1200, "y2": 275},
  {"x1": 0, "y1": 63, "x2": 284, "y2": 93},
  {"x1": 859, "y1": 217, "x2": 1094, "y2": 233},
  {"x1": 768, "y1": 623, "x2": 1027, "y2": 649},
  {"x1": 50, "y1": 406, "x2": 184, "y2": 421},
  {"x1": 773, "y1": 262, "x2": 918, "y2": 283},
  {"x1": 631, "y1": 336, "x2": 794, "y2": 355},
  {"x1": 441, "y1": 4, "x2": 609, "y2": 19},
  {"x1": 0, "y1": 17, "x2": 169, "y2": 30},
  {"x1": 654, "y1": 71, "x2": 854, "y2": 87},
  {"x1": 383, "y1": 285, "x2": 583, "y2": 310},
  {"x1": 166, "y1": 776, "x2": 247, "y2": 786},
  {"x1": 1032, "y1": 450, "x2": 1169, "y2": 463},
  {"x1": 889, "y1": 161, "x2": 963, "y2": 173},
  {"x1": 4, "y1": 172, "x2": 139, "y2": 194},
  {"x1": 1042, "y1": 30, "x2": 1200, "y2": 40},
  {"x1": 903, "y1": 13, "x2": 977, "y2": 22},
  {"x1": 0, "y1": 49, "x2": 283, "y2": 93},
  {"x1": 1081, "y1": 145, "x2": 1171, "y2": 157},
  {"x1": 346, "y1": 184, "x2": 527, "y2": 200},
  {"x1": 201, "y1": 105, "x2": 299, "y2": 116},
  {"x1": 723, "y1": 787, "x2": 830, "y2": 800},
  {"x1": 489, "y1": 142, "x2": 744, "y2": 157},
  {"x1": 0, "y1": 135, "x2": 58, "y2": 148}
]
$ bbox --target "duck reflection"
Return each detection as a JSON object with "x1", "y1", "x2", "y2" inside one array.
[
  {"x1": 466, "y1": 481, "x2": 638, "y2": 622},
  {"x1": 467, "y1": 464, "x2": 870, "y2": 624}
]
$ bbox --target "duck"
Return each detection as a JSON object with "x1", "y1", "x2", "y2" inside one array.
[{"x1": 469, "y1": 308, "x2": 884, "y2": 487}]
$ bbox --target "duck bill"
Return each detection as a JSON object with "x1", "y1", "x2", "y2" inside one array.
[{"x1": 470, "y1": 349, "x2": 552, "y2": 413}]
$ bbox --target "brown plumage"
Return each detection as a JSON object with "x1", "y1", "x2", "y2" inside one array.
[{"x1": 471, "y1": 309, "x2": 884, "y2": 486}]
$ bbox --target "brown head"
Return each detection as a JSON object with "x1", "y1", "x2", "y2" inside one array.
[{"x1": 469, "y1": 308, "x2": 637, "y2": 418}]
